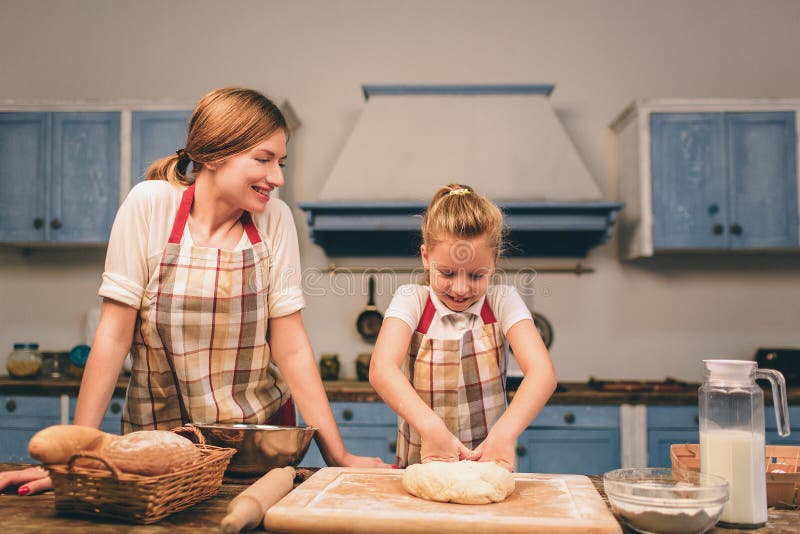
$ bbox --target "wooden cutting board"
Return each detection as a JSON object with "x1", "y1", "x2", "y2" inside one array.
[{"x1": 264, "y1": 468, "x2": 622, "y2": 533}]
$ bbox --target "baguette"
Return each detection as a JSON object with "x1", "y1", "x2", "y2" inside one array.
[{"x1": 28, "y1": 425, "x2": 117, "y2": 464}]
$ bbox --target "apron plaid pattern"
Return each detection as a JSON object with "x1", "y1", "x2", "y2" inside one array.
[
  {"x1": 395, "y1": 292, "x2": 507, "y2": 467},
  {"x1": 123, "y1": 184, "x2": 290, "y2": 432}
]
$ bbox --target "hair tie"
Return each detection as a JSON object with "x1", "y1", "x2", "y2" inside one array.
[
  {"x1": 175, "y1": 148, "x2": 191, "y2": 175},
  {"x1": 448, "y1": 188, "x2": 471, "y2": 196}
]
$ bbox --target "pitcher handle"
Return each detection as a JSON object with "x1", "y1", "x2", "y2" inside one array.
[{"x1": 756, "y1": 368, "x2": 791, "y2": 437}]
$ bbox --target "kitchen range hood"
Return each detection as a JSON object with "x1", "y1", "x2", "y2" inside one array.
[{"x1": 299, "y1": 85, "x2": 622, "y2": 257}]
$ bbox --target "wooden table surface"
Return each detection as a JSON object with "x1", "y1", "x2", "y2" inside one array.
[{"x1": 1, "y1": 464, "x2": 798, "y2": 533}]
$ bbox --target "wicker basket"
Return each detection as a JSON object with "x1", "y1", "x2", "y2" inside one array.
[
  {"x1": 671, "y1": 443, "x2": 800, "y2": 509},
  {"x1": 46, "y1": 426, "x2": 236, "y2": 524}
]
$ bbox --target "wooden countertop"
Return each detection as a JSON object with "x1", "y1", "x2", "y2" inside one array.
[
  {"x1": 3, "y1": 377, "x2": 800, "y2": 406},
  {"x1": 1, "y1": 464, "x2": 797, "y2": 533}
]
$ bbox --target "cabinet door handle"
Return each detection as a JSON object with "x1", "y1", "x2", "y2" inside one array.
[
  {"x1": 389, "y1": 441, "x2": 397, "y2": 453},
  {"x1": 729, "y1": 223, "x2": 742, "y2": 236},
  {"x1": 33, "y1": 217, "x2": 44, "y2": 229},
  {"x1": 50, "y1": 218, "x2": 62, "y2": 230},
  {"x1": 563, "y1": 412, "x2": 576, "y2": 424},
  {"x1": 707, "y1": 204, "x2": 719, "y2": 216},
  {"x1": 693, "y1": 414, "x2": 699, "y2": 426},
  {"x1": 110, "y1": 402, "x2": 122, "y2": 414},
  {"x1": 342, "y1": 408, "x2": 354, "y2": 421},
  {"x1": 516, "y1": 445, "x2": 527, "y2": 457},
  {"x1": 5, "y1": 400, "x2": 17, "y2": 412},
  {"x1": 711, "y1": 223, "x2": 724, "y2": 235}
]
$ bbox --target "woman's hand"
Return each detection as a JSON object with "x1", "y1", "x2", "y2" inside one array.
[
  {"x1": 0, "y1": 466, "x2": 52, "y2": 495},
  {"x1": 420, "y1": 423, "x2": 478, "y2": 464},
  {"x1": 472, "y1": 432, "x2": 515, "y2": 472},
  {"x1": 336, "y1": 452, "x2": 391, "y2": 469}
]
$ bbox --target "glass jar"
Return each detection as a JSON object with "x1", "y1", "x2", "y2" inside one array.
[{"x1": 6, "y1": 343, "x2": 43, "y2": 378}]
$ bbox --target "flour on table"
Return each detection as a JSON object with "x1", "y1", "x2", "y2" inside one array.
[{"x1": 402, "y1": 461, "x2": 515, "y2": 505}]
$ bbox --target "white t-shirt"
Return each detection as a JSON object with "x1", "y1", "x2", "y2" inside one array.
[
  {"x1": 384, "y1": 284, "x2": 532, "y2": 339},
  {"x1": 98, "y1": 180, "x2": 305, "y2": 318}
]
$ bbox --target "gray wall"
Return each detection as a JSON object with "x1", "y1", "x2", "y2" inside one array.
[{"x1": 1, "y1": 0, "x2": 799, "y2": 381}]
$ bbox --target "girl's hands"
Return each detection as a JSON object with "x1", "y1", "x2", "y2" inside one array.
[
  {"x1": 0, "y1": 466, "x2": 52, "y2": 495},
  {"x1": 337, "y1": 452, "x2": 391, "y2": 469},
  {"x1": 472, "y1": 432, "x2": 516, "y2": 472},
  {"x1": 420, "y1": 423, "x2": 479, "y2": 464}
]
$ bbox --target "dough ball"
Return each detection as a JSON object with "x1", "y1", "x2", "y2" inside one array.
[
  {"x1": 103, "y1": 430, "x2": 201, "y2": 476},
  {"x1": 402, "y1": 460, "x2": 515, "y2": 504}
]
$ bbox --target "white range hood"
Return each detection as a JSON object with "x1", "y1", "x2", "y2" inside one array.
[{"x1": 300, "y1": 85, "x2": 622, "y2": 257}]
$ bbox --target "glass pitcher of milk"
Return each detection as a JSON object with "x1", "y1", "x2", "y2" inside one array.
[{"x1": 699, "y1": 359, "x2": 790, "y2": 528}]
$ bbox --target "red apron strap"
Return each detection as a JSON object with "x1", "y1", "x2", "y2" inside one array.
[
  {"x1": 168, "y1": 184, "x2": 195, "y2": 244},
  {"x1": 415, "y1": 296, "x2": 437, "y2": 334},
  {"x1": 241, "y1": 212, "x2": 262, "y2": 244},
  {"x1": 168, "y1": 184, "x2": 262, "y2": 245},
  {"x1": 480, "y1": 299, "x2": 497, "y2": 324}
]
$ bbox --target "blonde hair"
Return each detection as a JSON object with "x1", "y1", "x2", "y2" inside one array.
[
  {"x1": 146, "y1": 87, "x2": 288, "y2": 186},
  {"x1": 421, "y1": 184, "x2": 506, "y2": 260}
]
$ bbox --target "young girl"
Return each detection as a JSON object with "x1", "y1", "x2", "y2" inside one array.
[
  {"x1": 2, "y1": 87, "x2": 388, "y2": 495},
  {"x1": 370, "y1": 184, "x2": 557, "y2": 471}
]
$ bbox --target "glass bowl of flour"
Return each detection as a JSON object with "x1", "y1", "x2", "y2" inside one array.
[{"x1": 603, "y1": 468, "x2": 729, "y2": 534}]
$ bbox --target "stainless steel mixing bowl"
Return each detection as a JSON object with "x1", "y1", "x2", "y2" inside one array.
[{"x1": 191, "y1": 423, "x2": 316, "y2": 475}]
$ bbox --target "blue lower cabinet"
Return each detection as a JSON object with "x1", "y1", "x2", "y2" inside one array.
[
  {"x1": 0, "y1": 395, "x2": 60, "y2": 462},
  {"x1": 647, "y1": 406, "x2": 699, "y2": 468},
  {"x1": 69, "y1": 395, "x2": 126, "y2": 435},
  {"x1": 518, "y1": 405, "x2": 621, "y2": 474},
  {"x1": 647, "y1": 405, "x2": 800, "y2": 468},
  {"x1": 298, "y1": 401, "x2": 397, "y2": 467}
]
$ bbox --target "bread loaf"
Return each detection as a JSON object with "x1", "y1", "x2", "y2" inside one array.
[
  {"x1": 28, "y1": 425, "x2": 118, "y2": 464},
  {"x1": 102, "y1": 430, "x2": 201, "y2": 476}
]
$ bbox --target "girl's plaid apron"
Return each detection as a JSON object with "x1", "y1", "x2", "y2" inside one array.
[
  {"x1": 395, "y1": 292, "x2": 507, "y2": 467},
  {"x1": 122, "y1": 184, "x2": 292, "y2": 432}
]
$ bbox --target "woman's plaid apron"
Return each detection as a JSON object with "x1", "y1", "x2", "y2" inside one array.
[
  {"x1": 395, "y1": 293, "x2": 507, "y2": 467},
  {"x1": 122, "y1": 184, "x2": 292, "y2": 432}
]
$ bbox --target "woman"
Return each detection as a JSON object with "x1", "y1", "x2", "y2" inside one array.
[{"x1": 1, "y1": 87, "x2": 388, "y2": 495}]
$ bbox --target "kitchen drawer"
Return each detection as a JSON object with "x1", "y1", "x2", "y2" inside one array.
[
  {"x1": 517, "y1": 428, "x2": 621, "y2": 475},
  {"x1": 0, "y1": 395, "x2": 60, "y2": 462},
  {"x1": 527, "y1": 405, "x2": 619, "y2": 428},
  {"x1": 69, "y1": 395, "x2": 126, "y2": 434},
  {"x1": 648, "y1": 429, "x2": 699, "y2": 468},
  {"x1": 647, "y1": 406, "x2": 699, "y2": 429},
  {"x1": 328, "y1": 401, "x2": 396, "y2": 426},
  {"x1": 0, "y1": 395, "x2": 60, "y2": 420}
]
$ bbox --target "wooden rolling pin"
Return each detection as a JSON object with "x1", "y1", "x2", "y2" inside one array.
[{"x1": 220, "y1": 466, "x2": 296, "y2": 534}]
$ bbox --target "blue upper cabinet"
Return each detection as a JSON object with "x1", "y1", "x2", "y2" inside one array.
[
  {"x1": 51, "y1": 113, "x2": 120, "y2": 242},
  {"x1": 650, "y1": 113, "x2": 727, "y2": 249},
  {"x1": 613, "y1": 101, "x2": 799, "y2": 259},
  {"x1": 0, "y1": 111, "x2": 120, "y2": 244},
  {"x1": 131, "y1": 110, "x2": 191, "y2": 185},
  {"x1": 0, "y1": 113, "x2": 48, "y2": 242},
  {"x1": 726, "y1": 112, "x2": 798, "y2": 248}
]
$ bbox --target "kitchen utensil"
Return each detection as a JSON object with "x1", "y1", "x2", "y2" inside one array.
[
  {"x1": 603, "y1": 467, "x2": 728, "y2": 534},
  {"x1": 356, "y1": 276, "x2": 383, "y2": 343},
  {"x1": 190, "y1": 423, "x2": 316, "y2": 476},
  {"x1": 220, "y1": 466, "x2": 296, "y2": 534},
  {"x1": 754, "y1": 347, "x2": 800, "y2": 387},
  {"x1": 264, "y1": 467, "x2": 622, "y2": 533},
  {"x1": 698, "y1": 359, "x2": 790, "y2": 528},
  {"x1": 671, "y1": 443, "x2": 800, "y2": 508}
]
